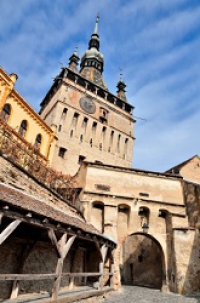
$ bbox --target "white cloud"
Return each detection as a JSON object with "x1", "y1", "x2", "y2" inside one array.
[{"x1": 0, "y1": 0, "x2": 200, "y2": 172}]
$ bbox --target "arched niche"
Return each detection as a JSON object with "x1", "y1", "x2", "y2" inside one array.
[
  {"x1": 138, "y1": 206, "x2": 150, "y2": 230},
  {"x1": 91, "y1": 202, "x2": 104, "y2": 233},
  {"x1": 117, "y1": 204, "x2": 130, "y2": 239}
]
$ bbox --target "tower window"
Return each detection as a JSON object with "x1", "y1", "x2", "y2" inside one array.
[
  {"x1": 109, "y1": 130, "x2": 114, "y2": 150},
  {"x1": 34, "y1": 134, "x2": 42, "y2": 150},
  {"x1": 72, "y1": 112, "x2": 79, "y2": 127},
  {"x1": 61, "y1": 108, "x2": 68, "y2": 119},
  {"x1": 70, "y1": 130, "x2": 73, "y2": 138},
  {"x1": 92, "y1": 121, "x2": 97, "y2": 131},
  {"x1": 82, "y1": 117, "x2": 88, "y2": 134},
  {"x1": 90, "y1": 139, "x2": 93, "y2": 147},
  {"x1": 58, "y1": 147, "x2": 67, "y2": 158},
  {"x1": 19, "y1": 120, "x2": 28, "y2": 138},
  {"x1": 80, "y1": 134, "x2": 83, "y2": 143},
  {"x1": 99, "y1": 143, "x2": 103, "y2": 151},
  {"x1": 58, "y1": 125, "x2": 62, "y2": 132},
  {"x1": 117, "y1": 134, "x2": 121, "y2": 153},
  {"x1": 1, "y1": 103, "x2": 11, "y2": 123},
  {"x1": 124, "y1": 138, "x2": 129, "y2": 157}
]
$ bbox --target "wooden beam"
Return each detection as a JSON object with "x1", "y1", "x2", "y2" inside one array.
[
  {"x1": 0, "y1": 272, "x2": 112, "y2": 280},
  {"x1": 51, "y1": 234, "x2": 77, "y2": 300},
  {"x1": 47, "y1": 229, "x2": 62, "y2": 257},
  {"x1": 0, "y1": 212, "x2": 3, "y2": 224},
  {"x1": 62, "y1": 235, "x2": 76, "y2": 259},
  {"x1": 0, "y1": 219, "x2": 21, "y2": 245},
  {"x1": 0, "y1": 274, "x2": 58, "y2": 281},
  {"x1": 63, "y1": 272, "x2": 101, "y2": 277}
]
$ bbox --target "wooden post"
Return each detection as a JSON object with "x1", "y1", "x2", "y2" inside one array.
[
  {"x1": 48, "y1": 229, "x2": 76, "y2": 300},
  {"x1": 0, "y1": 219, "x2": 21, "y2": 245},
  {"x1": 51, "y1": 258, "x2": 64, "y2": 300},
  {"x1": 10, "y1": 241, "x2": 36, "y2": 299},
  {"x1": 98, "y1": 244, "x2": 108, "y2": 290},
  {"x1": 0, "y1": 212, "x2": 3, "y2": 225}
]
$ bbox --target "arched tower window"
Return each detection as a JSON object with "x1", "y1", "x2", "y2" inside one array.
[
  {"x1": 0, "y1": 103, "x2": 11, "y2": 123},
  {"x1": 34, "y1": 134, "x2": 42, "y2": 150},
  {"x1": 81, "y1": 117, "x2": 88, "y2": 134},
  {"x1": 109, "y1": 130, "x2": 114, "y2": 152},
  {"x1": 123, "y1": 138, "x2": 129, "y2": 159},
  {"x1": 19, "y1": 120, "x2": 28, "y2": 138},
  {"x1": 117, "y1": 134, "x2": 121, "y2": 153}
]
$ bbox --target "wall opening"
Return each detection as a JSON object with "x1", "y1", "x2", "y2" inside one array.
[{"x1": 121, "y1": 233, "x2": 165, "y2": 290}]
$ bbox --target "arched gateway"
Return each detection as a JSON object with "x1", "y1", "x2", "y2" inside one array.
[{"x1": 120, "y1": 233, "x2": 166, "y2": 290}]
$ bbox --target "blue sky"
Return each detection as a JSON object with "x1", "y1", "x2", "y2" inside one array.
[{"x1": 0, "y1": 0, "x2": 200, "y2": 172}]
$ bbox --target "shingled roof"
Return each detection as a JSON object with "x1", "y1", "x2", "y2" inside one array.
[{"x1": 0, "y1": 182, "x2": 106, "y2": 238}]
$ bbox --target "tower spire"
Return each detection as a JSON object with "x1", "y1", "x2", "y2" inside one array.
[
  {"x1": 80, "y1": 14, "x2": 107, "y2": 89},
  {"x1": 93, "y1": 13, "x2": 100, "y2": 35}
]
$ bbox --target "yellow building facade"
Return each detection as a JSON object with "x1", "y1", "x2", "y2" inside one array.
[{"x1": 0, "y1": 66, "x2": 56, "y2": 163}]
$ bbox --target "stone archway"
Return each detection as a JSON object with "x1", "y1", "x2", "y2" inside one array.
[{"x1": 121, "y1": 233, "x2": 166, "y2": 289}]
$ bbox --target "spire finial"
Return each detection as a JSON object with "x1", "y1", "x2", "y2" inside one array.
[
  {"x1": 74, "y1": 45, "x2": 78, "y2": 55},
  {"x1": 93, "y1": 13, "x2": 100, "y2": 34},
  {"x1": 119, "y1": 68, "x2": 123, "y2": 81}
]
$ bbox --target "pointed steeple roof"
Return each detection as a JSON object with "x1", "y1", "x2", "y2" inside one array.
[
  {"x1": 68, "y1": 46, "x2": 80, "y2": 72},
  {"x1": 117, "y1": 70, "x2": 127, "y2": 102},
  {"x1": 80, "y1": 14, "x2": 107, "y2": 89}
]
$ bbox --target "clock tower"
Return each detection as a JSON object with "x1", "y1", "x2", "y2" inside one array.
[{"x1": 39, "y1": 15, "x2": 135, "y2": 175}]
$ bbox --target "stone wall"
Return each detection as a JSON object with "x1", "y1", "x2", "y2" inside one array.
[
  {"x1": 183, "y1": 181, "x2": 200, "y2": 228},
  {"x1": 172, "y1": 229, "x2": 200, "y2": 294}
]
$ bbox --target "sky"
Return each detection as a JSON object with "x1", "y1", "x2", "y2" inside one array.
[{"x1": 0, "y1": 0, "x2": 200, "y2": 172}]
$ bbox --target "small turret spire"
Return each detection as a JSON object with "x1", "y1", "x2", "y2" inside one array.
[
  {"x1": 93, "y1": 13, "x2": 100, "y2": 35},
  {"x1": 68, "y1": 46, "x2": 80, "y2": 72},
  {"x1": 117, "y1": 68, "x2": 127, "y2": 102}
]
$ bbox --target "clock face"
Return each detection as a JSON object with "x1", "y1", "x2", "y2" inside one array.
[{"x1": 79, "y1": 97, "x2": 96, "y2": 114}]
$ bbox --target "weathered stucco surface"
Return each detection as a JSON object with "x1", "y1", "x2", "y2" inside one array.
[{"x1": 78, "y1": 163, "x2": 200, "y2": 294}]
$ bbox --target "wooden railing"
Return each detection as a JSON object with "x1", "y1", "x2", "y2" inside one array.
[{"x1": 0, "y1": 272, "x2": 114, "y2": 281}]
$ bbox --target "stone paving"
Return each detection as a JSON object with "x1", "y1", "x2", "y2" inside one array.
[{"x1": 103, "y1": 286, "x2": 200, "y2": 303}]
